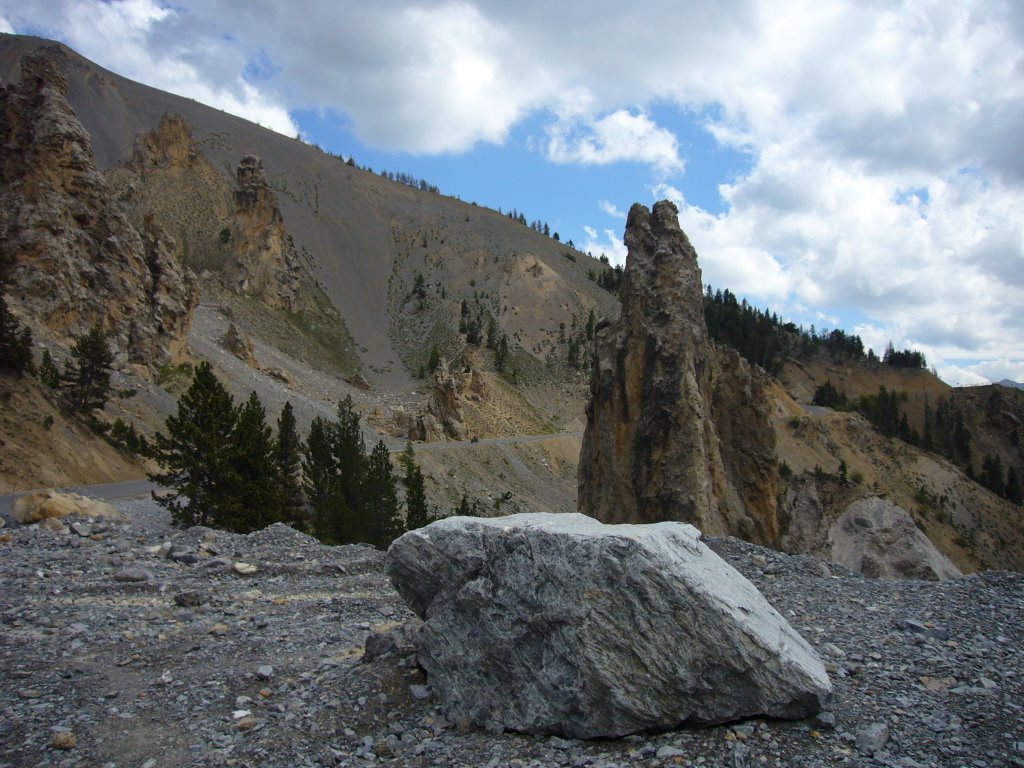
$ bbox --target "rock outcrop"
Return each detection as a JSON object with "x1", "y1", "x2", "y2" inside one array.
[
  {"x1": 829, "y1": 497, "x2": 962, "y2": 580},
  {"x1": 222, "y1": 322, "x2": 259, "y2": 368},
  {"x1": 228, "y1": 155, "x2": 302, "y2": 311},
  {"x1": 11, "y1": 490, "x2": 125, "y2": 525},
  {"x1": 417, "y1": 359, "x2": 467, "y2": 441},
  {"x1": 386, "y1": 513, "x2": 832, "y2": 738},
  {"x1": 578, "y1": 201, "x2": 779, "y2": 542},
  {"x1": 0, "y1": 47, "x2": 197, "y2": 365}
]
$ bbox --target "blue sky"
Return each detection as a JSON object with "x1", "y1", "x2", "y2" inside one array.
[{"x1": 2, "y1": 0, "x2": 1022, "y2": 386}]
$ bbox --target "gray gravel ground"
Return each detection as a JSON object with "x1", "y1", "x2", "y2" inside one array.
[{"x1": 1, "y1": 496, "x2": 1022, "y2": 767}]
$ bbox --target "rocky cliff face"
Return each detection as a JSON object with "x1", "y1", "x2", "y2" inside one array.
[
  {"x1": 0, "y1": 47, "x2": 196, "y2": 364},
  {"x1": 578, "y1": 201, "x2": 779, "y2": 543},
  {"x1": 228, "y1": 155, "x2": 302, "y2": 312}
]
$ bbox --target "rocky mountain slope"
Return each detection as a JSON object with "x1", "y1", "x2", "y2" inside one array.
[{"x1": 0, "y1": 34, "x2": 1021, "y2": 574}]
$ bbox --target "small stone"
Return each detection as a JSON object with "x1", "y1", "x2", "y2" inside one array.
[
  {"x1": 209, "y1": 623, "x2": 230, "y2": 635},
  {"x1": 409, "y1": 684, "x2": 430, "y2": 700},
  {"x1": 114, "y1": 567, "x2": 153, "y2": 583},
  {"x1": 50, "y1": 731, "x2": 76, "y2": 750},
  {"x1": 548, "y1": 736, "x2": 573, "y2": 750},
  {"x1": 174, "y1": 590, "x2": 204, "y2": 607},
  {"x1": 234, "y1": 716, "x2": 258, "y2": 731},
  {"x1": 170, "y1": 549, "x2": 201, "y2": 565},
  {"x1": 70, "y1": 521, "x2": 93, "y2": 537},
  {"x1": 821, "y1": 642, "x2": 846, "y2": 658},
  {"x1": 234, "y1": 562, "x2": 258, "y2": 575},
  {"x1": 856, "y1": 722, "x2": 890, "y2": 755},
  {"x1": 256, "y1": 665, "x2": 274, "y2": 680},
  {"x1": 813, "y1": 711, "x2": 837, "y2": 731},
  {"x1": 920, "y1": 676, "x2": 957, "y2": 692},
  {"x1": 656, "y1": 745, "x2": 687, "y2": 758},
  {"x1": 39, "y1": 517, "x2": 68, "y2": 534}
]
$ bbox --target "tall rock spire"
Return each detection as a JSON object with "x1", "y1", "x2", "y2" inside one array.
[{"x1": 578, "y1": 201, "x2": 779, "y2": 542}]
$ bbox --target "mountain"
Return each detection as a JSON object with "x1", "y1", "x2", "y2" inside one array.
[
  {"x1": 1, "y1": 34, "x2": 1021, "y2": 574},
  {"x1": 998, "y1": 378, "x2": 1024, "y2": 390}
]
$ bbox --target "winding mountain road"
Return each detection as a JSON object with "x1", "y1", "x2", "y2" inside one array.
[{"x1": 0, "y1": 431, "x2": 584, "y2": 517}]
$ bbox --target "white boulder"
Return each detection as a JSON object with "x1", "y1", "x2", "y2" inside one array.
[
  {"x1": 386, "y1": 513, "x2": 831, "y2": 738},
  {"x1": 829, "y1": 497, "x2": 961, "y2": 580}
]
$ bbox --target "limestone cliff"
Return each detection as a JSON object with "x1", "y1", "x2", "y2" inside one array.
[
  {"x1": 578, "y1": 201, "x2": 779, "y2": 543},
  {"x1": 228, "y1": 155, "x2": 302, "y2": 312},
  {"x1": 0, "y1": 47, "x2": 196, "y2": 364}
]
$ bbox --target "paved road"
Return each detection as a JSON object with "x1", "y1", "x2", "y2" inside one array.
[
  {"x1": 0, "y1": 479, "x2": 161, "y2": 518},
  {"x1": 407, "y1": 431, "x2": 583, "y2": 453},
  {"x1": 0, "y1": 432, "x2": 585, "y2": 517}
]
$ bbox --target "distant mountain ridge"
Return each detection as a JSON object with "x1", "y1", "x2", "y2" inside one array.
[{"x1": 997, "y1": 378, "x2": 1024, "y2": 390}]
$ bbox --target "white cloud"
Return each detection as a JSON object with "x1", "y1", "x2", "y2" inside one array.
[
  {"x1": 581, "y1": 225, "x2": 628, "y2": 266},
  {"x1": 1, "y1": 0, "x2": 298, "y2": 135},
  {"x1": 546, "y1": 110, "x2": 685, "y2": 173},
  {"x1": 2, "y1": 0, "x2": 1021, "y2": 380},
  {"x1": 598, "y1": 200, "x2": 625, "y2": 219}
]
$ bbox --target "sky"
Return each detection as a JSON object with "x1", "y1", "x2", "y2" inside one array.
[{"x1": 2, "y1": 0, "x2": 1022, "y2": 386}]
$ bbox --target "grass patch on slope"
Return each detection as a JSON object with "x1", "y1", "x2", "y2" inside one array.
[{"x1": 213, "y1": 279, "x2": 361, "y2": 378}]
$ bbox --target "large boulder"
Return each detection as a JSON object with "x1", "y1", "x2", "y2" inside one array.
[
  {"x1": 386, "y1": 513, "x2": 831, "y2": 738},
  {"x1": 829, "y1": 497, "x2": 961, "y2": 580},
  {"x1": 12, "y1": 490, "x2": 125, "y2": 525}
]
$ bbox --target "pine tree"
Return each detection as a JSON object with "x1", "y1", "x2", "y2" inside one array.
[
  {"x1": 401, "y1": 441, "x2": 430, "y2": 530},
  {"x1": 1005, "y1": 467, "x2": 1023, "y2": 505},
  {"x1": 224, "y1": 392, "x2": 284, "y2": 533},
  {"x1": 63, "y1": 325, "x2": 114, "y2": 412},
  {"x1": 276, "y1": 401, "x2": 305, "y2": 528},
  {"x1": 362, "y1": 440, "x2": 403, "y2": 548},
  {"x1": 38, "y1": 349, "x2": 59, "y2": 389},
  {"x1": 303, "y1": 415, "x2": 342, "y2": 539},
  {"x1": 494, "y1": 334, "x2": 509, "y2": 373},
  {"x1": 0, "y1": 295, "x2": 33, "y2": 375},
  {"x1": 150, "y1": 362, "x2": 237, "y2": 528},
  {"x1": 980, "y1": 453, "x2": 1006, "y2": 497},
  {"x1": 303, "y1": 397, "x2": 366, "y2": 544}
]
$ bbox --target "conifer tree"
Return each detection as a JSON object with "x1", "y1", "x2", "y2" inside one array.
[
  {"x1": 1005, "y1": 467, "x2": 1023, "y2": 506},
  {"x1": 362, "y1": 440, "x2": 403, "y2": 548},
  {"x1": 400, "y1": 441, "x2": 430, "y2": 530},
  {"x1": 276, "y1": 401, "x2": 305, "y2": 528},
  {"x1": 303, "y1": 415, "x2": 342, "y2": 539},
  {"x1": 494, "y1": 334, "x2": 509, "y2": 373},
  {"x1": 0, "y1": 295, "x2": 33, "y2": 375},
  {"x1": 302, "y1": 397, "x2": 366, "y2": 544},
  {"x1": 63, "y1": 325, "x2": 114, "y2": 412},
  {"x1": 150, "y1": 362, "x2": 237, "y2": 528},
  {"x1": 38, "y1": 349, "x2": 59, "y2": 389},
  {"x1": 225, "y1": 391, "x2": 284, "y2": 533}
]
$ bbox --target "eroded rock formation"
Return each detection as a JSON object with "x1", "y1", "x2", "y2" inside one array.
[
  {"x1": 386, "y1": 513, "x2": 831, "y2": 738},
  {"x1": 222, "y1": 322, "x2": 259, "y2": 368},
  {"x1": 578, "y1": 201, "x2": 779, "y2": 542},
  {"x1": 415, "y1": 359, "x2": 467, "y2": 441},
  {"x1": 130, "y1": 113, "x2": 199, "y2": 172},
  {"x1": 0, "y1": 47, "x2": 196, "y2": 364},
  {"x1": 228, "y1": 155, "x2": 302, "y2": 311}
]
